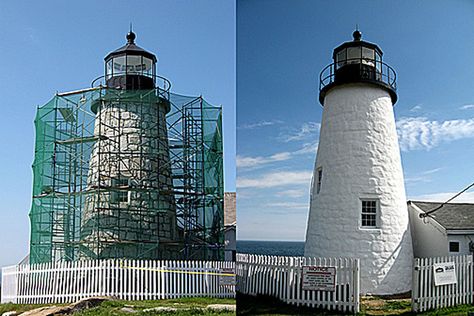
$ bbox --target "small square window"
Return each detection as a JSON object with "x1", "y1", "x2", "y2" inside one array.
[
  {"x1": 361, "y1": 200, "x2": 377, "y2": 227},
  {"x1": 449, "y1": 241, "x2": 459, "y2": 253},
  {"x1": 112, "y1": 177, "x2": 130, "y2": 203}
]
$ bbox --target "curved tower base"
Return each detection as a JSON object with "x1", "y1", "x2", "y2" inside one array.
[{"x1": 304, "y1": 84, "x2": 413, "y2": 295}]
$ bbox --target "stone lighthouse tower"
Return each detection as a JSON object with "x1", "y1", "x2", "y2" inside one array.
[
  {"x1": 80, "y1": 31, "x2": 179, "y2": 259},
  {"x1": 304, "y1": 31, "x2": 413, "y2": 295}
]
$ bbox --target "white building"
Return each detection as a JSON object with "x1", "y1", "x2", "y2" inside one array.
[
  {"x1": 304, "y1": 31, "x2": 413, "y2": 295},
  {"x1": 408, "y1": 201, "x2": 474, "y2": 258}
]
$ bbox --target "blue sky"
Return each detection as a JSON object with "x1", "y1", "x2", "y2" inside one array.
[
  {"x1": 237, "y1": 0, "x2": 474, "y2": 241},
  {"x1": 0, "y1": 0, "x2": 235, "y2": 267}
]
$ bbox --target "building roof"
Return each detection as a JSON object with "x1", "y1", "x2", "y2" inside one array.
[
  {"x1": 104, "y1": 31, "x2": 157, "y2": 62},
  {"x1": 409, "y1": 201, "x2": 474, "y2": 231},
  {"x1": 224, "y1": 192, "x2": 236, "y2": 227}
]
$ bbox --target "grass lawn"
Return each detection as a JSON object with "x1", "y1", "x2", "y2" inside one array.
[{"x1": 0, "y1": 297, "x2": 236, "y2": 315}]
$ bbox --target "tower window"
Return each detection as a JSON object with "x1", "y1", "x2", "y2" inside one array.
[
  {"x1": 449, "y1": 241, "x2": 460, "y2": 253},
  {"x1": 316, "y1": 168, "x2": 323, "y2": 194},
  {"x1": 112, "y1": 177, "x2": 130, "y2": 203},
  {"x1": 361, "y1": 200, "x2": 377, "y2": 227}
]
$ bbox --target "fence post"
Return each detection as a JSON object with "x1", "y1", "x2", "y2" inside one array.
[
  {"x1": 353, "y1": 259, "x2": 360, "y2": 313},
  {"x1": 412, "y1": 258, "x2": 420, "y2": 312}
]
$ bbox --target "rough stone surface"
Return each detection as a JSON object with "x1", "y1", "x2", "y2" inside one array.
[
  {"x1": 206, "y1": 304, "x2": 236, "y2": 312},
  {"x1": 119, "y1": 307, "x2": 137, "y2": 313},
  {"x1": 19, "y1": 306, "x2": 64, "y2": 316},
  {"x1": 142, "y1": 307, "x2": 178, "y2": 312},
  {"x1": 2, "y1": 312, "x2": 19, "y2": 316},
  {"x1": 69, "y1": 296, "x2": 114, "y2": 312},
  {"x1": 304, "y1": 84, "x2": 413, "y2": 295},
  {"x1": 18, "y1": 297, "x2": 114, "y2": 316},
  {"x1": 81, "y1": 99, "x2": 178, "y2": 259}
]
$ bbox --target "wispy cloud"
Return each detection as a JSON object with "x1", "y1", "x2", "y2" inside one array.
[
  {"x1": 410, "y1": 105, "x2": 422, "y2": 112},
  {"x1": 396, "y1": 117, "x2": 474, "y2": 151},
  {"x1": 409, "y1": 191, "x2": 474, "y2": 203},
  {"x1": 238, "y1": 120, "x2": 283, "y2": 130},
  {"x1": 460, "y1": 104, "x2": 474, "y2": 110},
  {"x1": 237, "y1": 170, "x2": 312, "y2": 189},
  {"x1": 237, "y1": 152, "x2": 292, "y2": 168},
  {"x1": 405, "y1": 168, "x2": 442, "y2": 184},
  {"x1": 265, "y1": 202, "x2": 308, "y2": 209},
  {"x1": 276, "y1": 189, "x2": 307, "y2": 198},
  {"x1": 279, "y1": 122, "x2": 321, "y2": 142},
  {"x1": 237, "y1": 141, "x2": 318, "y2": 169}
]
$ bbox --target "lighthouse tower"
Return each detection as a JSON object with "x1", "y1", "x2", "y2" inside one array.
[
  {"x1": 304, "y1": 31, "x2": 413, "y2": 294},
  {"x1": 81, "y1": 31, "x2": 178, "y2": 259}
]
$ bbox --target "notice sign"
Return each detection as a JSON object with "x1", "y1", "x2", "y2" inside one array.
[
  {"x1": 302, "y1": 266, "x2": 336, "y2": 291},
  {"x1": 219, "y1": 267, "x2": 236, "y2": 286},
  {"x1": 433, "y1": 262, "x2": 457, "y2": 286}
]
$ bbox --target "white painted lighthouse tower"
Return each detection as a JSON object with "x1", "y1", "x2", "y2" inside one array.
[{"x1": 304, "y1": 31, "x2": 413, "y2": 295}]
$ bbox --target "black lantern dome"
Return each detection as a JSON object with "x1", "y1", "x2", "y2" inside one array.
[
  {"x1": 319, "y1": 30, "x2": 397, "y2": 105},
  {"x1": 104, "y1": 31, "x2": 157, "y2": 90}
]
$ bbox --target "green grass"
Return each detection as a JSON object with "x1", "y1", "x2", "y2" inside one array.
[{"x1": 0, "y1": 297, "x2": 236, "y2": 316}]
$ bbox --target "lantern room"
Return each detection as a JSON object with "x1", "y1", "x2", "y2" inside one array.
[
  {"x1": 104, "y1": 31, "x2": 157, "y2": 90},
  {"x1": 319, "y1": 30, "x2": 397, "y2": 105}
]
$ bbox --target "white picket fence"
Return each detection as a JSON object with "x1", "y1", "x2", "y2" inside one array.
[
  {"x1": 1, "y1": 259, "x2": 235, "y2": 304},
  {"x1": 412, "y1": 255, "x2": 473, "y2": 312},
  {"x1": 236, "y1": 254, "x2": 360, "y2": 313}
]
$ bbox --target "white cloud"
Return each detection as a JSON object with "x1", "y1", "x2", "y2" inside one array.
[
  {"x1": 410, "y1": 105, "x2": 422, "y2": 112},
  {"x1": 294, "y1": 141, "x2": 319, "y2": 155},
  {"x1": 265, "y1": 201, "x2": 308, "y2": 210},
  {"x1": 409, "y1": 191, "x2": 474, "y2": 203},
  {"x1": 396, "y1": 117, "x2": 474, "y2": 151},
  {"x1": 237, "y1": 141, "x2": 318, "y2": 169},
  {"x1": 420, "y1": 168, "x2": 442, "y2": 175},
  {"x1": 276, "y1": 189, "x2": 306, "y2": 198},
  {"x1": 237, "y1": 170, "x2": 312, "y2": 189},
  {"x1": 460, "y1": 104, "x2": 474, "y2": 110},
  {"x1": 236, "y1": 152, "x2": 292, "y2": 168},
  {"x1": 280, "y1": 122, "x2": 321, "y2": 142},
  {"x1": 238, "y1": 120, "x2": 283, "y2": 130},
  {"x1": 405, "y1": 168, "x2": 442, "y2": 184}
]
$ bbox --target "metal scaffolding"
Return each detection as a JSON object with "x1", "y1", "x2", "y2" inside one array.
[{"x1": 29, "y1": 86, "x2": 224, "y2": 264}]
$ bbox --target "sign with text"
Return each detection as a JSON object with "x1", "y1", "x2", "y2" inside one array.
[
  {"x1": 302, "y1": 266, "x2": 336, "y2": 291},
  {"x1": 219, "y1": 267, "x2": 236, "y2": 286},
  {"x1": 433, "y1": 262, "x2": 457, "y2": 286}
]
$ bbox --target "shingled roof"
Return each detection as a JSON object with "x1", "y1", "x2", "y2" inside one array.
[{"x1": 409, "y1": 201, "x2": 474, "y2": 230}]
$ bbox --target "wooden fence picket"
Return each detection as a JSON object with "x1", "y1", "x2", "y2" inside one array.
[
  {"x1": 236, "y1": 253, "x2": 360, "y2": 313},
  {"x1": 412, "y1": 254, "x2": 473, "y2": 312},
  {"x1": 1, "y1": 259, "x2": 235, "y2": 304}
]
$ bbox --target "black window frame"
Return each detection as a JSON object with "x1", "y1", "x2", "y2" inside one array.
[
  {"x1": 449, "y1": 241, "x2": 460, "y2": 253},
  {"x1": 361, "y1": 199, "x2": 378, "y2": 228}
]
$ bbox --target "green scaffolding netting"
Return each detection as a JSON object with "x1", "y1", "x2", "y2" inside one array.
[{"x1": 29, "y1": 87, "x2": 224, "y2": 264}]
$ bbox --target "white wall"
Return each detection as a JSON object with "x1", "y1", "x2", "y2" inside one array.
[
  {"x1": 408, "y1": 202, "x2": 448, "y2": 258},
  {"x1": 447, "y1": 233, "x2": 474, "y2": 256},
  {"x1": 305, "y1": 84, "x2": 413, "y2": 295}
]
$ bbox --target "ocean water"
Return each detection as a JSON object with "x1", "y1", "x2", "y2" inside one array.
[{"x1": 237, "y1": 240, "x2": 305, "y2": 257}]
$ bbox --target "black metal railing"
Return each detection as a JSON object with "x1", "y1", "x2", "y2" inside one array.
[
  {"x1": 319, "y1": 58, "x2": 397, "y2": 92},
  {"x1": 91, "y1": 74, "x2": 172, "y2": 100}
]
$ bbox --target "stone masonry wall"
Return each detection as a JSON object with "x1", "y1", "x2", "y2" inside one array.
[
  {"x1": 81, "y1": 98, "x2": 178, "y2": 259},
  {"x1": 304, "y1": 84, "x2": 414, "y2": 295}
]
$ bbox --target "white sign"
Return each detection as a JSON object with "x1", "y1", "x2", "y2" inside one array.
[
  {"x1": 219, "y1": 267, "x2": 236, "y2": 286},
  {"x1": 302, "y1": 266, "x2": 336, "y2": 291},
  {"x1": 433, "y1": 262, "x2": 457, "y2": 286}
]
